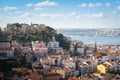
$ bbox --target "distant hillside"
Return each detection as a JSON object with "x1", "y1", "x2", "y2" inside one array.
[
  {"x1": 57, "y1": 28, "x2": 120, "y2": 37},
  {"x1": 2, "y1": 23, "x2": 70, "y2": 50}
]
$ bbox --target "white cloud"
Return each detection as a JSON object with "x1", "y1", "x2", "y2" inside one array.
[
  {"x1": 26, "y1": 3, "x2": 33, "y2": 7},
  {"x1": 68, "y1": 12, "x2": 77, "y2": 16},
  {"x1": 19, "y1": 12, "x2": 32, "y2": 18},
  {"x1": 14, "y1": 11, "x2": 22, "y2": 14},
  {"x1": 105, "y1": 3, "x2": 111, "y2": 7},
  {"x1": 92, "y1": 13, "x2": 105, "y2": 18},
  {"x1": 26, "y1": 1, "x2": 58, "y2": 11},
  {"x1": 79, "y1": 3, "x2": 87, "y2": 7},
  {"x1": 85, "y1": 13, "x2": 105, "y2": 18},
  {"x1": 88, "y1": 3, "x2": 95, "y2": 7},
  {"x1": 76, "y1": 15, "x2": 80, "y2": 19},
  {"x1": 34, "y1": 7, "x2": 44, "y2": 11},
  {"x1": 63, "y1": 16, "x2": 68, "y2": 19},
  {"x1": 35, "y1": 1, "x2": 58, "y2": 7},
  {"x1": 88, "y1": 3, "x2": 102, "y2": 7},
  {"x1": 39, "y1": 13, "x2": 63, "y2": 18},
  {"x1": 38, "y1": 13, "x2": 66, "y2": 19},
  {"x1": 4, "y1": 6, "x2": 17, "y2": 11},
  {"x1": 39, "y1": 13, "x2": 50, "y2": 17},
  {"x1": 117, "y1": 5, "x2": 120, "y2": 10},
  {"x1": 68, "y1": 12, "x2": 80, "y2": 19},
  {"x1": 38, "y1": 12, "x2": 81, "y2": 19},
  {"x1": 79, "y1": 3, "x2": 102, "y2": 8},
  {"x1": 78, "y1": 2, "x2": 111, "y2": 8},
  {"x1": 112, "y1": 11, "x2": 117, "y2": 14},
  {"x1": 53, "y1": 14, "x2": 63, "y2": 17}
]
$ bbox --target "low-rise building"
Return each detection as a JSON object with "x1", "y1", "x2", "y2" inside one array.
[
  {"x1": 48, "y1": 36, "x2": 59, "y2": 49},
  {"x1": 21, "y1": 46, "x2": 31, "y2": 56},
  {"x1": 77, "y1": 61, "x2": 97, "y2": 75},
  {"x1": 97, "y1": 64, "x2": 107, "y2": 74},
  {"x1": 0, "y1": 40, "x2": 14, "y2": 59},
  {"x1": 33, "y1": 66, "x2": 44, "y2": 74},
  {"x1": 32, "y1": 41, "x2": 48, "y2": 57},
  {"x1": 48, "y1": 53, "x2": 62, "y2": 66},
  {"x1": 47, "y1": 36, "x2": 62, "y2": 53},
  {"x1": 43, "y1": 72, "x2": 62, "y2": 80},
  {"x1": 97, "y1": 62, "x2": 112, "y2": 74},
  {"x1": 52, "y1": 67, "x2": 79, "y2": 78},
  {"x1": 43, "y1": 64, "x2": 51, "y2": 71},
  {"x1": 62, "y1": 58, "x2": 76, "y2": 69},
  {"x1": 110, "y1": 62, "x2": 120, "y2": 73}
]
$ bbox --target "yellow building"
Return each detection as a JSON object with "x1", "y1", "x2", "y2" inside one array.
[
  {"x1": 97, "y1": 62, "x2": 112, "y2": 74},
  {"x1": 97, "y1": 64, "x2": 106, "y2": 74}
]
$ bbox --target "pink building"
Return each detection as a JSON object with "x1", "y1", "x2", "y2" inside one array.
[{"x1": 32, "y1": 41, "x2": 48, "y2": 56}]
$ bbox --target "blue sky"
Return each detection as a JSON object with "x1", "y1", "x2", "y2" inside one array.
[{"x1": 0, "y1": 0, "x2": 120, "y2": 28}]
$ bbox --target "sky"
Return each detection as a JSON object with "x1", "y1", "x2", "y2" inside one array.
[{"x1": 0, "y1": 0, "x2": 120, "y2": 28}]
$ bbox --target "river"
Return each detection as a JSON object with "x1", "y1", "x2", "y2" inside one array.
[{"x1": 65, "y1": 35, "x2": 120, "y2": 45}]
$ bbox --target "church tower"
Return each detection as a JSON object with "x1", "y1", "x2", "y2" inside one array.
[{"x1": 93, "y1": 41, "x2": 97, "y2": 53}]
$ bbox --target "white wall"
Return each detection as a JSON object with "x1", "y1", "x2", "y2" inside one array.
[{"x1": 77, "y1": 48, "x2": 84, "y2": 54}]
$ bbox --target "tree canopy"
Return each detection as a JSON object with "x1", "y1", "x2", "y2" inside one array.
[{"x1": 3, "y1": 23, "x2": 70, "y2": 50}]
